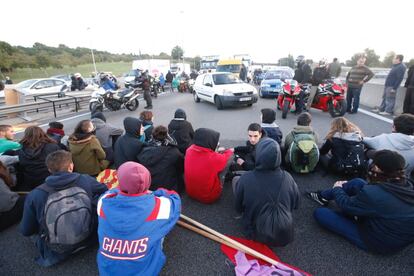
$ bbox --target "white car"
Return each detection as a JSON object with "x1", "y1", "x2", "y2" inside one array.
[
  {"x1": 15, "y1": 78, "x2": 69, "y2": 96},
  {"x1": 193, "y1": 72, "x2": 258, "y2": 110}
]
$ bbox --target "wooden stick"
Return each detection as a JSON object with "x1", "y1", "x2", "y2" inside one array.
[
  {"x1": 179, "y1": 214, "x2": 280, "y2": 266},
  {"x1": 17, "y1": 191, "x2": 29, "y2": 195}
]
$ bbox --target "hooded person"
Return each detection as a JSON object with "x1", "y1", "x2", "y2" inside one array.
[
  {"x1": 68, "y1": 120, "x2": 108, "y2": 176},
  {"x1": 168, "y1": 108, "x2": 195, "y2": 154},
  {"x1": 260, "y1": 108, "x2": 283, "y2": 145},
  {"x1": 184, "y1": 128, "x2": 233, "y2": 204},
  {"x1": 91, "y1": 112, "x2": 123, "y2": 163},
  {"x1": 137, "y1": 126, "x2": 184, "y2": 193},
  {"x1": 20, "y1": 150, "x2": 107, "y2": 267},
  {"x1": 307, "y1": 150, "x2": 414, "y2": 254},
  {"x1": 234, "y1": 138, "x2": 299, "y2": 246},
  {"x1": 46, "y1": 121, "x2": 68, "y2": 151},
  {"x1": 97, "y1": 162, "x2": 181, "y2": 276},
  {"x1": 113, "y1": 117, "x2": 146, "y2": 169}
]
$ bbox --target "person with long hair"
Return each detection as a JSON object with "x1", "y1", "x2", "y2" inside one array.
[
  {"x1": 319, "y1": 117, "x2": 366, "y2": 176},
  {"x1": 307, "y1": 150, "x2": 414, "y2": 254},
  {"x1": 0, "y1": 161, "x2": 25, "y2": 231},
  {"x1": 18, "y1": 126, "x2": 60, "y2": 190},
  {"x1": 68, "y1": 120, "x2": 109, "y2": 176}
]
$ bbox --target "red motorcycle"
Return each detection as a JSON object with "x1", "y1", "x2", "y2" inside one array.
[
  {"x1": 308, "y1": 79, "x2": 347, "y2": 117},
  {"x1": 277, "y1": 80, "x2": 306, "y2": 119}
]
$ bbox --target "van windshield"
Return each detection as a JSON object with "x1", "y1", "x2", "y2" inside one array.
[
  {"x1": 213, "y1": 74, "x2": 240, "y2": 85},
  {"x1": 216, "y1": 64, "x2": 242, "y2": 73}
]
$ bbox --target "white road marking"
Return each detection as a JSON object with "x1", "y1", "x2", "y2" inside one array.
[{"x1": 358, "y1": 108, "x2": 393, "y2": 124}]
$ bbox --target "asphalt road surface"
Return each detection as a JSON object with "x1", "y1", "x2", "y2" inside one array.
[{"x1": 2, "y1": 91, "x2": 413, "y2": 275}]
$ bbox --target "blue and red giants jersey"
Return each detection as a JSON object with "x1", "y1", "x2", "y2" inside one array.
[{"x1": 97, "y1": 188, "x2": 181, "y2": 276}]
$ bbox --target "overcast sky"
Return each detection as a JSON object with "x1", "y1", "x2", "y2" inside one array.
[{"x1": 3, "y1": 0, "x2": 412, "y2": 63}]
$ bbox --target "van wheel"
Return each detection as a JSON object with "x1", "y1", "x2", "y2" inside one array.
[
  {"x1": 194, "y1": 92, "x2": 200, "y2": 103},
  {"x1": 215, "y1": 96, "x2": 223, "y2": 110}
]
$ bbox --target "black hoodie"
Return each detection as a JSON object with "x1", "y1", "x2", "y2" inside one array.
[
  {"x1": 193, "y1": 128, "x2": 219, "y2": 151},
  {"x1": 168, "y1": 109, "x2": 194, "y2": 154},
  {"x1": 18, "y1": 142, "x2": 61, "y2": 190},
  {"x1": 137, "y1": 137, "x2": 184, "y2": 192},
  {"x1": 114, "y1": 117, "x2": 145, "y2": 169},
  {"x1": 235, "y1": 138, "x2": 299, "y2": 246}
]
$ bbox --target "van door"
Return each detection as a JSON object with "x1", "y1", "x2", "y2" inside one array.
[{"x1": 202, "y1": 74, "x2": 214, "y2": 101}]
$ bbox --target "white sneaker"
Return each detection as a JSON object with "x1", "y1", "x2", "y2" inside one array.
[
  {"x1": 379, "y1": 111, "x2": 392, "y2": 116},
  {"x1": 372, "y1": 108, "x2": 380, "y2": 113}
]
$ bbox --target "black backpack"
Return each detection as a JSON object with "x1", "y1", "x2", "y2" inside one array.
[{"x1": 336, "y1": 140, "x2": 367, "y2": 176}]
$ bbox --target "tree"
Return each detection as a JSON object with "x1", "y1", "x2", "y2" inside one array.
[
  {"x1": 171, "y1": 46, "x2": 184, "y2": 61},
  {"x1": 158, "y1": 52, "x2": 170, "y2": 59},
  {"x1": 193, "y1": 56, "x2": 201, "y2": 71},
  {"x1": 347, "y1": 48, "x2": 381, "y2": 67},
  {"x1": 278, "y1": 54, "x2": 295, "y2": 68},
  {"x1": 382, "y1": 51, "x2": 396, "y2": 68}
]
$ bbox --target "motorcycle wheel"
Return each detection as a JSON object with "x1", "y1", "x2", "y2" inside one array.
[
  {"x1": 126, "y1": 99, "x2": 139, "y2": 111},
  {"x1": 89, "y1": 102, "x2": 103, "y2": 113},
  {"x1": 328, "y1": 99, "x2": 347, "y2": 117},
  {"x1": 282, "y1": 100, "x2": 290, "y2": 119}
]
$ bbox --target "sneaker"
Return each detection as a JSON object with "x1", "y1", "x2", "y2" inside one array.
[
  {"x1": 306, "y1": 191, "x2": 329, "y2": 206},
  {"x1": 379, "y1": 111, "x2": 392, "y2": 116},
  {"x1": 372, "y1": 108, "x2": 380, "y2": 113},
  {"x1": 144, "y1": 105, "x2": 153, "y2": 109}
]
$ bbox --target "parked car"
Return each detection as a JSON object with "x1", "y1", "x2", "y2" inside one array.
[
  {"x1": 15, "y1": 78, "x2": 68, "y2": 95},
  {"x1": 50, "y1": 74, "x2": 72, "y2": 87},
  {"x1": 193, "y1": 72, "x2": 258, "y2": 110},
  {"x1": 259, "y1": 69, "x2": 293, "y2": 98}
]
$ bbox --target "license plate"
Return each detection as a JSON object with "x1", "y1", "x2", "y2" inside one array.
[{"x1": 239, "y1": 97, "x2": 251, "y2": 101}]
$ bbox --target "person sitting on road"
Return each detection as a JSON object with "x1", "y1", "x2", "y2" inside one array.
[
  {"x1": 137, "y1": 126, "x2": 184, "y2": 193},
  {"x1": 18, "y1": 126, "x2": 61, "y2": 190},
  {"x1": 319, "y1": 117, "x2": 367, "y2": 177},
  {"x1": 234, "y1": 138, "x2": 299, "y2": 246},
  {"x1": 184, "y1": 128, "x2": 234, "y2": 204},
  {"x1": 140, "y1": 110, "x2": 154, "y2": 142},
  {"x1": 260, "y1": 108, "x2": 282, "y2": 145},
  {"x1": 307, "y1": 150, "x2": 414, "y2": 254},
  {"x1": 47, "y1": 121, "x2": 68, "y2": 151},
  {"x1": 97, "y1": 161, "x2": 180, "y2": 276},
  {"x1": 0, "y1": 160, "x2": 25, "y2": 231},
  {"x1": 284, "y1": 112, "x2": 319, "y2": 172},
  {"x1": 68, "y1": 120, "x2": 109, "y2": 176},
  {"x1": 363, "y1": 114, "x2": 414, "y2": 179},
  {"x1": 114, "y1": 117, "x2": 146, "y2": 169},
  {"x1": 20, "y1": 150, "x2": 107, "y2": 267},
  {"x1": 91, "y1": 112, "x2": 123, "y2": 164},
  {"x1": 232, "y1": 123, "x2": 265, "y2": 172},
  {"x1": 168, "y1": 108, "x2": 195, "y2": 154},
  {"x1": 0, "y1": 125, "x2": 21, "y2": 154}
]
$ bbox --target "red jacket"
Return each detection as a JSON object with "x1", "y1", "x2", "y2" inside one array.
[{"x1": 184, "y1": 145, "x2": 233, "y2": 204}]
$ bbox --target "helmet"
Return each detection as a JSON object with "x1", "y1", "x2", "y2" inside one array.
[
  {"x1": 74, "y1": 73, "x2": 81, "y2": 78},
  {"x1": 295, "y1": 55, "x2": 305, "y2": 63}
]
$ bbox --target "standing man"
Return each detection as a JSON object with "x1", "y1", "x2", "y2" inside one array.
[
  {"x1": 239, "y1": 64, "x2": 247, "y2": 82},
  {"x1": 139, "y1": 71, "x2": 152, "y2": 109},
  {"x1": 346, "y1": 55, "x2": 374, "y2": 114},
  {"x1": 375, "y1": 55, "x2": 407, "y2": 115},
  {"x1": 403, "y1": 64, "x2": 414, "y2": 114},
  {"x1": 328, "y1": 58, "x2": 342, "y2": 78},
  {"x1": 307, "y1": 59, "x2": 329, "y2": 111},
  {"x1": 293, "y1": 56, "x2": 312, "y2": 114}
]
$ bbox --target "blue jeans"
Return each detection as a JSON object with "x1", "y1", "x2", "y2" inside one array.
[
  {"x1": 379, "y1": 86, "x2": 397, "y2": 114},
  {"x1": 346, "y1": 87, "x2": 362, "y2": 113},
  {"x1": 320, "y1": 178, "x2": 367, "y2": 200},
  {"x1": 314, "y1": 208, "x2": 367, "y2": 250}
]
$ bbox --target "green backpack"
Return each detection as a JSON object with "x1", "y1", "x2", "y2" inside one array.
[{"x1": 288, "y1": 132, "x2": 319, "y2": 173}]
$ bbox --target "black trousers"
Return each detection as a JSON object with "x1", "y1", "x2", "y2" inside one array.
[
  {"x1": 143, "y1": 89, "x2": 152, "y2": 107},
  {"x1": 0, "y1": 195, "x2": 25, "y2": 232},
  {"x1": 403, "y1": 88, "x2": 414, "y2": 114}
]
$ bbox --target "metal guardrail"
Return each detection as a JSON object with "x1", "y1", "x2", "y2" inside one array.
[{"x1": 0, "y1": 91, "x2": 91, "y2": 119}]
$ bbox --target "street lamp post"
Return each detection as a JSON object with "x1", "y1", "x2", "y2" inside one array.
[{"x1": 87, "y1": 27, "x2": 98, "y2": 76}]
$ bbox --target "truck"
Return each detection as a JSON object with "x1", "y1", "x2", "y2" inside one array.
[
  {"x1": 170, "y1": 63, "x2": 191, "y2": 76},
  {"x1": 132, "y1": 59, "x2": 171, "y2": 77},
  {"x1": 200, "y1": 55, "x2": 220, "y2": 73}
]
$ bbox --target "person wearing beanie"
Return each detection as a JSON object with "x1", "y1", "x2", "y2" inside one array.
[
  {"x1": 184, "y1": 128, "x2": 234, "y2": 204},
  {"x1": 260, "y1": 108, "x2": 283, "y2": 145},
  {"x1": 168, "y1": 108, "x2": 195, "y2": 154},
  {"x1": 91, "y1": 112, "x2": 123, "y2": 163},
  {"x1": 307, "y1": 149, "x2": 414, "y2": 254},
  {"x1": 114, "y1": 117, "x2": 146, "y2": 169},
  {"x1": 46, "y1": 121, "x2": 69, "y2": 150},
  {"x1": 97, "y1": 161, "x2": 181, "y2": 276}
]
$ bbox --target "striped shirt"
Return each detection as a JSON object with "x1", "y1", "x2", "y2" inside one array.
[{"x1": 346, "y1": 65, "x2": 374, "y2": 88}]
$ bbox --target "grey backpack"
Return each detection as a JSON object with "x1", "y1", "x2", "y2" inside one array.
[{"x1": 39, "y1": 183, "x2": 92, "y2": 252}]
